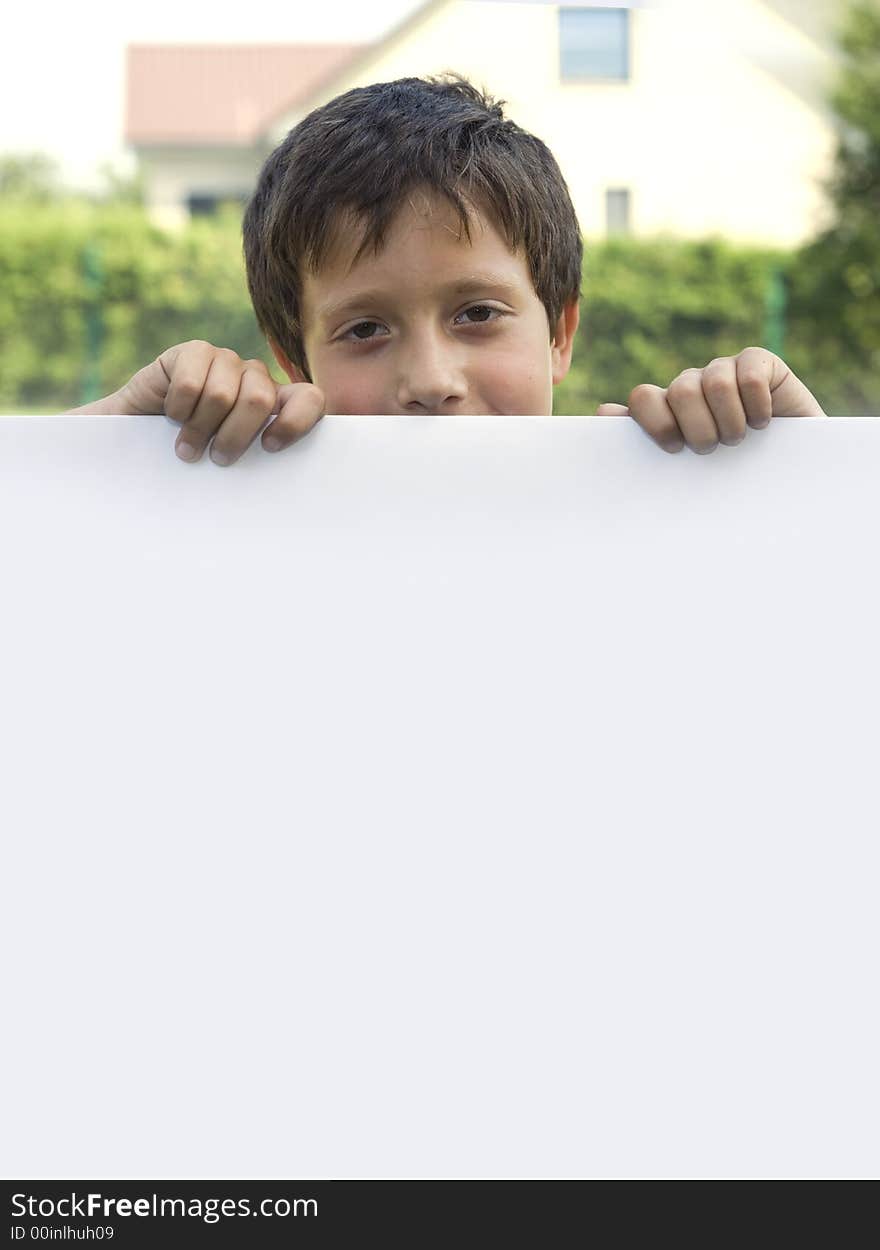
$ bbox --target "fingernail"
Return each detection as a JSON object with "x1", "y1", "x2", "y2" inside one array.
[
  {"x1": 176, "y1": 441, "x2": 197, "y2": 461},
  {"x1": 211, "y1": 448, "x2": 231, "y2": 466},
  {"x1": 263, "y1": 436, "x2": 282, "y2": 452}
]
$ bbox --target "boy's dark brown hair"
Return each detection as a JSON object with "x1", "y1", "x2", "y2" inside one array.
[{"x1": 242, "y1": 72, "x2": 583, "y2": 383}]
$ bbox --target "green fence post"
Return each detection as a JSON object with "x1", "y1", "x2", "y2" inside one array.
[
  {"x1": 763, "y1": 265, "x2": 787, "y2": 359},
  {"x1": 80, "y1": 242, "x2": 104, "y2": 405}
]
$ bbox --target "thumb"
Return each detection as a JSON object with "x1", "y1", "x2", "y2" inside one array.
[
  {"x1": 263, "y1": 382, "x2": 325, "y2": 450},
  {"x1": 119, "y1": 354, "x2": 176, "y2": 416},
  {"x1": 768, "y1": 360, "x2": 826, "y2": 417},
  {"x1": 596, "y1": 403, "x2": 630, "y2": 416}
]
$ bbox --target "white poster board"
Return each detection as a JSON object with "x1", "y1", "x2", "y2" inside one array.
[{"x1": 1, "y1": 414, "x2": 878, "y2": 1179}]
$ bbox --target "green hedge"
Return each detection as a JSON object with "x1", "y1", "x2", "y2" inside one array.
[
  {"x1": 557, "y1": 235, "x2": 880, "y2": 417},
  {"x1": 1, "y1": 202, "x2": 878, "y2": 415},
  {"x1": 0, "y1": 202, "x2": 267, "y2": 411},
  {"x1": 555, "y1": 236, "x2": 791, "y2": 414}
]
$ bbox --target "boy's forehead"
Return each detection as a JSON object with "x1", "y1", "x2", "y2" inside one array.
[{"x1": 321, "y1": 188, "x2": 495, "y2": 274}]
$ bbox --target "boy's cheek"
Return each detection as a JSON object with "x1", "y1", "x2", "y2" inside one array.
[
  {"x1": 317, "y1": 375, "x2": 383, "y2": 416},
  {"x1": 482, "y1": 358, "x2": 552, "y2": 416},
  {"x1": 482, "y1": 334, "x2": 555, "y2": 414},
  {"x1": 327, "y1": 385, "x2": 382, "y2": 415}
]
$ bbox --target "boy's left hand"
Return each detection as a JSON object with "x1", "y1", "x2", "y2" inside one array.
[{"x1": 596, "y1": 347, "x2": 826, "y2": 454}]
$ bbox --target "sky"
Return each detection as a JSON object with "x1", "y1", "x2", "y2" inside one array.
[
  {"x1": 0, "y1": 0, "x2": 422, "y2": 189},
  {"x1": 0, "y1": 0, "x2": 652, "y2": 189},
  {"x1": 0, "y1": 0, "x2": 644, "y2": 189}
]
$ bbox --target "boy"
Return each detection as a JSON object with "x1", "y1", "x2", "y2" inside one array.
[{"x1": 68, "y1": 74, "x2": 826, "y2": 461}]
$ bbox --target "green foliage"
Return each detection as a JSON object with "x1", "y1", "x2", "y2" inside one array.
[
  {"x1": 0, "y1": 201, "x2": 274, "y2": 410},
  {"x1": 0, "y1": 153, "x2": 63, "y2": 204},
  {"x1": 1, "y1": 197, "x2": 876, "y2": 415},
  {"x1": 780, "y1": 0, "x2": 880, "y2": 415},
  {"x1": 554, "y1": 236, "x2": 793, "y2": 414},
  {"x1": 0, "y1": 197, "x2": 875, "y2": 415},
  {"x1": 91, "y1": 161, "x2": 146, "y2": 208},
  {"x1": 825, "y1": 0, "x2": 880, "y2": 225}
]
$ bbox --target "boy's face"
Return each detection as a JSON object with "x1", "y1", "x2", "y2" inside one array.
[{"x1": 270, "y1": 188, "x2": 579, "y2": 416}]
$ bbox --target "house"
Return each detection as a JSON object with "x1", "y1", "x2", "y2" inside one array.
[{"x1": 125, "y1": 0, "x2": 845, "y2": 245}]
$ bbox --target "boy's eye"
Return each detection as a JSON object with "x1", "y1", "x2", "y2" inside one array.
[
  {"x1": 347, "y1": 321, "x2": 383, "y2": 340},
  {"x1": 339, "y1": 305, "x2": 503, "y2": 342},
  {"x1": 455, "y1": 305, "x2": 501, "y2": 325}
]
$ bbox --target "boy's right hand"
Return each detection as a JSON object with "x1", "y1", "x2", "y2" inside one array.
[{"x1": 118, "y1": 340, "x2": 325, "y2": 465}]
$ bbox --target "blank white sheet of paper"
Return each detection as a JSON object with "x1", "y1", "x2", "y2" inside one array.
[{"x1": 0, "y1": 414, "x2": 877, "y2": 1179}]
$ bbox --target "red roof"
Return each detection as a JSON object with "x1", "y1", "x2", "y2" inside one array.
[{"x1": 125, "y1": 44, "x2": 365, "y2": 145}]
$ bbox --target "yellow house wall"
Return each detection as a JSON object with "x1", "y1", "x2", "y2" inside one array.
[{"x1": 269, "y1": 0, "x2": 841, "y2": 247}]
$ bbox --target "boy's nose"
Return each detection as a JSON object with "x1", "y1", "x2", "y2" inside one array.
[{"x1": 396, "y1": 336, "x2": 468, "y2": 413}]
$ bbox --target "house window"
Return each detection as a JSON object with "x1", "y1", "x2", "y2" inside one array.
[
  {"x1": 560, "y1": 7, "x2": 630, "y2": 82},
  {"x1": 606, "y1": 188, "x2": 631, "y2": 235},
  {"x1": 187, "y1": 192, "x2": 249, "y2": 219},
  {"x1": 188, "y1": 194, "x2": 219, "y2": 217}
]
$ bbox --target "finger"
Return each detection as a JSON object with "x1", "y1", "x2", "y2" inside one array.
[
  {"x1": 207, "y1": 361, "x2": 279, "y2": 466},
  {"x1": 735, "y1": 346, "x2": 826, "y2": 425},
  {"x1": 261, "y1": 383, "x2": 325, "y2": 451},
  {"x1": 665, "y1": 368, "x2": 720, "y2": 454},
  {"x1": 626, "y1": 383, "x2": 685, "y2": 454},
  {"x1": 159, "y1": 341, "x2": 216, "y2": 427},
  {"x1": 596, "y1": 403, "x2": 630, "y2": 416},
  {"x1": 175, "y1": 349, "x2": 249, "y2": 461},
  {"x1": 734, "y1": 347, "x2": 776, "y2": 428},
  {"x1": 700, "y1": 357, "x2": 748, "y2": 445}
]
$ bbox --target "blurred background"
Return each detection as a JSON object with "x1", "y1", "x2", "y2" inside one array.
[{"x1": 1, "y1": 0, "x2": 877, "y2": 415}]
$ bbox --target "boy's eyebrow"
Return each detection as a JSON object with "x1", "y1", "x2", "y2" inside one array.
[{"x1": 316, "y1": 274, "x2": 522, "y2": 326}]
